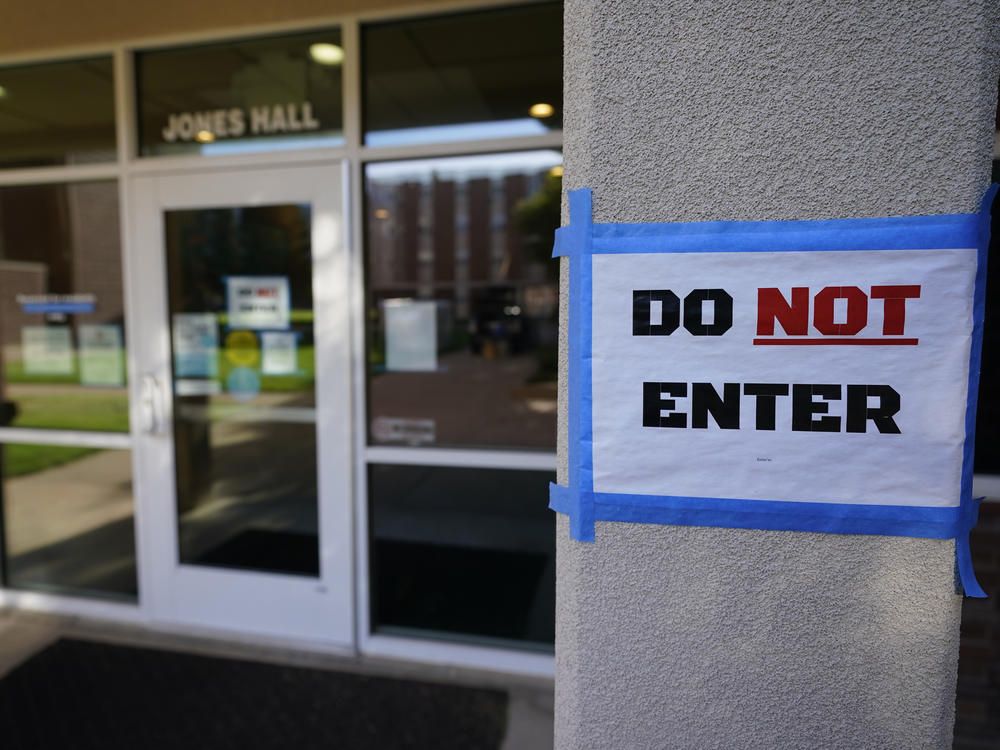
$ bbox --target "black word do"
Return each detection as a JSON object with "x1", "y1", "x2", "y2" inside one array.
[{"x1": 633, "y1": 289, "x2": 733, "y2": 336}]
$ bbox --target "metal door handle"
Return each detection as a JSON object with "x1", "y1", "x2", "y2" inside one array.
[{"x1": 140, "y1": 374, "x2": 167, "y2": 435}]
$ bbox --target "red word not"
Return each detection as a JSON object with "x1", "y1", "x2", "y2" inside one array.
[{"x1": 755, "y1": 285, "x2": 921, "y2": 346}]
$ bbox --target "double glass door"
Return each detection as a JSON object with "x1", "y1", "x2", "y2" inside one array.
[{"x1": 132, "y1": 164, "x2": 352, "y2": 645}]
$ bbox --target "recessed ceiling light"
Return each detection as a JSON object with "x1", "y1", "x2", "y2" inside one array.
[
  {"x1": 0, "y1": 86, "x2": 7, "y2": 99},
  {"x1": 374, "y1": 208, "x2": 390, "y2": 219},
  {"x1": 310, "y1": 43, "x2": 345, "y2": 66},
  {"x1": 529, "y1": 102, "x2": 555, "y2": 118},
  {"x1": 548, "y1": 165, "x2": 563, "y2": 177},
  {"x1": 195, "y1": 130, "x2": 215, "y2": 143}
]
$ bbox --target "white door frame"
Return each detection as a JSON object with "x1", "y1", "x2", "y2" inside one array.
[{"x1": 129, "y1": 160, "x2": 354, "y2": 646}]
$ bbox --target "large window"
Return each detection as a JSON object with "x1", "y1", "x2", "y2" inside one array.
[
  {"x1": 0, "y1": 182, "x2": 128, "y2": 434},
  {"x1": 364, "y1": 150, "x2": 561, "y2": 648},
  {"x1": 974, "y1": 161, "x2": 1000, "y2": 474},
  {"x1": 369, "y1": 464, "x2": 554, "y2": 647},
  {"x1": 365, "y1": 151, "x2": 561, "y2": 450},
  {"x1": 0, "y1": 178, "x2": 134, "y2": 601},
  {"x1": 365, "y1": 150, "x2": 562, "y2": 646},
  {"x1": 362, "y1": 4, "x2": 562, "y2": 651},
  {"x1": 0, "y1": 57, "x2": 116, "y2": 169},
  {"x1": 1, "y1": 445, "x2": 136, "y2": 601},
  {"x1": 136, "y1": 29, "x2": 344, "y2": 157},
  {"x1": 164, "y1": 204, "x2": 321, "y2": 577},
  {"x1": 363, "y1": 3, "x2": 563, "y2": 146}
]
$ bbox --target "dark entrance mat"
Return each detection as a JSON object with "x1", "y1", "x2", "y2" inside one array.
[{"x1": 0, "y1": 639, "x2": 508, "y2": 750}]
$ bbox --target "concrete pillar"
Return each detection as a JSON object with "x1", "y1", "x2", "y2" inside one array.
[{"x1": 556, "y1": 2, "x2": 999, "y2": 748}]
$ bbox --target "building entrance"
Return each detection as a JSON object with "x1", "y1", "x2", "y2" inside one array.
[{"x1": 131, "y1": 163, "x2": 353, "y2": 644}]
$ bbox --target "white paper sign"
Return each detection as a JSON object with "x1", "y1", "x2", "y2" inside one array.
[
  {"x1": 261, "y1": 331, "x2": 298, "y2": 375},
  {"x1": 227, "y1": 276, "x2": 290, "y2": 330},
  {"x1": 173, "y1": 313, "x2": 219, "y2": 378},
  {"x1": 22, "y1": 326, "x2": 74, "y2": 375},
  {"x1": 384, "y1": 299, "x2": 438, "y2": 372},
  {"x1": 591, "y1": 248, "x2": 976, "y2": 509},
  {"x1": 79, "y1": 324, "x2": 124, "y2": 386}
]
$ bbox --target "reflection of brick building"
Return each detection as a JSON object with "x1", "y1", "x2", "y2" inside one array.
[
  {"x1": 0, "y1": 181, "x2": 124, "y2": 350},
  {"x1": 67, "y1": 182, "x2": 125, "y2": 330},
  {"x1": 367, "y1": 167, "x2": 551, "y2": 321},
  {"x1": 0, "y1": 262, "x2": 46, "y2": 349},
  {"x1": 367, "y1": 162, "x2": 559, "y2": 361}
]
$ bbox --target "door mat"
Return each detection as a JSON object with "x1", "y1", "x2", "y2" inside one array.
[{"x1": 0, "y1": 638, "x2": 508, "y2": 750}]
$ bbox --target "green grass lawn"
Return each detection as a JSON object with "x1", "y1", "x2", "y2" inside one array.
[
  {"x1": 1, "y1": 334, "x2": 316, "y2": 477},
  {"x1": 217, "y1": 343, "x2": 316, "y2": 393},
  {"x1": 3, "y1": 359, "x2": 82, "y2": 385},
  {"x1": 2, "y1": 444, "x2": 100, "y2": 478},
  {"x1": 2, "y1": 392, "x2": 122, "y2": 477},
  {"x1": 10, "y1": 391, "x2": 130, "y2": 432}
]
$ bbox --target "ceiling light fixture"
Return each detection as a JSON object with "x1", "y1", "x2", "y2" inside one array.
[
  {"x1": 309, "y1": 43, "x2": 345, "y2": 66},
  {"x1": 195, "y1": 130, "x2": 215, "y2": 143},
  {"x1": 529, "y1": 102, "x2": 555, "y2": 118}
]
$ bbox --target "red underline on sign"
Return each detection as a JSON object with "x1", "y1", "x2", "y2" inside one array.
[{"x1": 752, "y1": 338, "x2": 919, "y2": 346}]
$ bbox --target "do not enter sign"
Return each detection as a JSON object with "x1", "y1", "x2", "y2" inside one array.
[{"x1": 549, "y1": 187, "x2": 995, "y2": 597}]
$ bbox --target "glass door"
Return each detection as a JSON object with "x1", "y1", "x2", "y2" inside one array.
[{"x1": 131, "y1": 164, "x2": 352, "y2": 645}]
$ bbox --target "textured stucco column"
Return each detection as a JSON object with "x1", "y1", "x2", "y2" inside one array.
[{"x1": 556, "y1": 2, "x2": 999, "y2": 749}]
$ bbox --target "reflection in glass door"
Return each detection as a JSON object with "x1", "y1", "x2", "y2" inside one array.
[
  {"x1": 0, "y1": 180, "x2": 137, "y2": 603},
  {"x1": 133, "y1": 165, "x2": 352, "y2": 645},
  {"x1": 165, "y1": 204, "x2": 320, "y2": 577}
]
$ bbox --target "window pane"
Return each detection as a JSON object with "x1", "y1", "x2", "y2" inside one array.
[
  {"x1": 364, "y1": 3, "x2": 562, "y2": 146},
  {"x1": 1, "y1": 443, "x2": 136, "y2": 601},
  {"x1": 165, "y1": 204, "x2": 319, "y2": 577},
  {"x1": 365, "y1": 151, "x2": 561, "y2": 450},
  {"x1": 975, "y1": 160, "x2": 1000, "y2": 473},
  {"x1": 137, "y1": 29, "x2": 344, "y2": 157},
  {"x1": 0, "y1": 181, "x2": 129, "y2": 433},
  {"x1": 369, "y1": 464, "x2": 554, "y2": 649},
  {"x1": 0, "y1": 57, "x2": 116, "y2": 169}
]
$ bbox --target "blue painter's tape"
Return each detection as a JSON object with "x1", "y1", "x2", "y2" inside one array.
[
  {"x1": 566, "y1": 188, "x2": 595, "y2": 542},
  {"x1": 590, "y1": 214, "x2": 981, "y2": 255},
  {"x1": 956, "y1": 498, "x2": 986, "y2": 597},
  {"x1": 549, "y1": 485, "x2": 963, "y2": 538},
  {"x1": 550, "y1": 185, "x2": 995, "y2": 597},
  {"x1": 549, "y1": 482, "x2": 572, "y2": 514},
  {"x1": 954, "y1": 184, "x2": 998, "y2": 597},
  {"x1": 552, "y1": 226, "x2": 571, "y2": 257}
]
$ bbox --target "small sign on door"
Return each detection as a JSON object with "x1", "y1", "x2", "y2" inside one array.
[{"x1": 226, "y1": 276, "x2": 291, "y2": 330}]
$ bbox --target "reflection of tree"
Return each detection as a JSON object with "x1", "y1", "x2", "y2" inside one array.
[
  {"x1": 514, "y1": 173, "x2": 561, "y2": 280},
  {"x1": 514, "y1": 173, "x2": 561, "y2": 383}
]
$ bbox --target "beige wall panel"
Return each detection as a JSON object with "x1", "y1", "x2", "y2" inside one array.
[{"x1": 0, "y1": 0, "x2": 465, "y2": 56}]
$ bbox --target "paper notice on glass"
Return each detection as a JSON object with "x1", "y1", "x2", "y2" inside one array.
[
  {"x1": 226, "y1": 276, "x2": 291, "y2": 330},
  {"x1": 261, "y1": 331, "x2": 298, "y2": 375},
  {"x1": 22, "y1": 326, "x2": 74, "y2": 375},
  {"x1": 384, "y1": 299, "x2": 437, "y2": 372},
  {"x1": 173, "y1": 313, "x2": 219, "y2": 378},
  {"x1": 79, "y1": 324, "x2": 124, "y2": 386}
]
